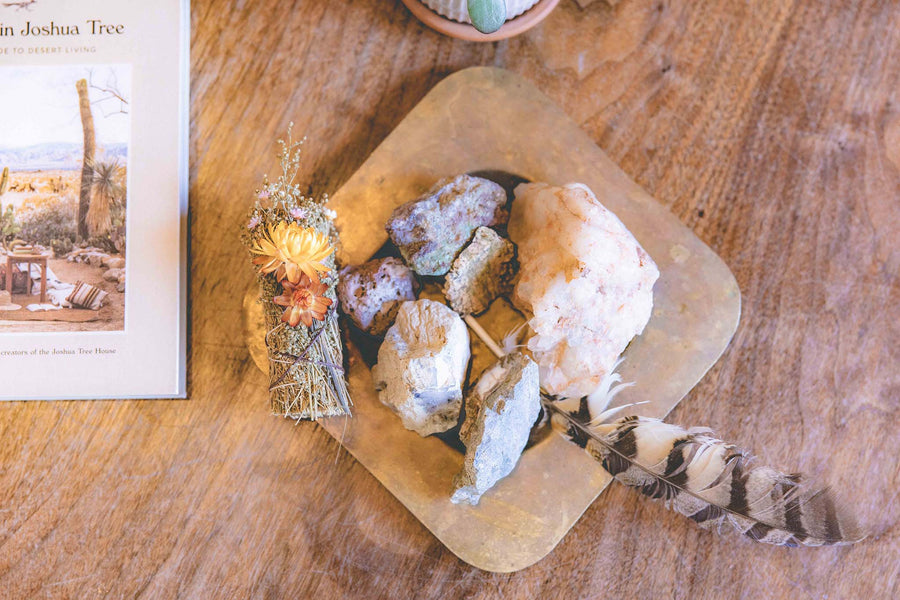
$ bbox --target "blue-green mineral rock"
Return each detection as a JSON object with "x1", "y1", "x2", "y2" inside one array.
[{"x1": 386, "y1": 175, "x2": 508, "y2": 276}]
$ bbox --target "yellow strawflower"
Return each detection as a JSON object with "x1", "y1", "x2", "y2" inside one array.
[{"x1": 250, "y1": 222, "x2": 333, "y2": 283}]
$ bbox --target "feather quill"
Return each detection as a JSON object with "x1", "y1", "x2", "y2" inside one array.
[{"x1": 544, "y1": 400, "x2": 864, "y2": 546}]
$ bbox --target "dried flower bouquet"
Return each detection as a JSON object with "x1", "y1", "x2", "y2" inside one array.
[{"x1": 243, "y1": 128, "x2": 351, "y2": 420}]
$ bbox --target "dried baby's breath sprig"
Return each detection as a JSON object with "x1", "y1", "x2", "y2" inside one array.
[{"x1": 243, "y1": 125, "x2": 351, "y2": 420}]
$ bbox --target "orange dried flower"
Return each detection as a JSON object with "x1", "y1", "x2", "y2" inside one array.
[
  {"x1": 250, "y1": 222, "x2": 333, "y2": 283},
  {"x1": 273, "y1": 274, "x2": 333, "y2": 328}
]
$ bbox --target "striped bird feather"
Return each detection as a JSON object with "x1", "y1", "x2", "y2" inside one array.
[{"x1": 545, "y1": 400, "x2": 863, "y2": 547}]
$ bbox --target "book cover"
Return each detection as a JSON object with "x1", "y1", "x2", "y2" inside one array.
[{"x1": 0, "y1": 0, "x2": 188, "y2": 399}]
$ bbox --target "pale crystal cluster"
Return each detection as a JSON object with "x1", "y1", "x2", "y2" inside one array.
[{"x1": 508, "y1": 183, "x2": 659, "y2": 399}]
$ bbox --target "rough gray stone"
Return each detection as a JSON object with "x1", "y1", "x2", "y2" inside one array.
[
  {"x1": 451, "y1": 352, "x2": 541, "y2": 505},
  {"x1": 372, "y1": 299, "x2": 470, "y2": 436},
  {"x1": 337, "y1": 257, "x2": 419, "y2": 336},
  {"x1": 385, "y1": 174, "x2": 508, "y2": 276},
  {"x1": 443, "y1": 226, "x2": 517, "y2": 315}
]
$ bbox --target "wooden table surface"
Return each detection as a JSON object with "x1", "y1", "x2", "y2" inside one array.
[{"x1": 2, "y1": 1, "x2": 898, "y2": 597}]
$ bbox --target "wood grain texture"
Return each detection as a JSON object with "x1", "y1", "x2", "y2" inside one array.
[{"x1": 1, "y1": 0, "x2": 898, "y2": 597}]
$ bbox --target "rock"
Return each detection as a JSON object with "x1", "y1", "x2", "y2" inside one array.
[
  {"x1": 372, "y1": 299, "x2": 470, "y2": 436},
  {"x1": 66, "y1": 249, "x2": 86, "y2": 262},
  {"x1": 337, "y1": 257, "x2": 419, "y2": 336},
  {"x1": 442, "y1": 227, "x2": 516, "y2": 315},
  {"x1": 116, "y1": 279, "x2": 125, "y2": 293},
  {"x1": 508, "y1": 183, "x2": 659, "y2": 398},
  {"x1": 103, "y1": 268, "x2": 123, "y2": 282},
  {"x1": 117, "y1": 271, "x2": 126, "y2": 284},
  {"x1": 86, "y1": 252, "x2": 108, "y2": 268},
  {"x1": 386, "y1": 174, "x2": 508, "y2": 276},
  {"x1": 103, "y1": 256, "x2": 125, "y2": 269},
  {"x1": 451, "y1": 352, "x2": 541, "y2": 505}
]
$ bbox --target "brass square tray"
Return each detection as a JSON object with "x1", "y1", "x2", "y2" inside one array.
[{"x1": 246, "y1": 67, "x2": 740, "y2": 572}]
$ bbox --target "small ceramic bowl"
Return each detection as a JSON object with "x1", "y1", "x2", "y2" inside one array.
[{"x1": 401, "y1": 0, "x2": 561, "y2": 42}]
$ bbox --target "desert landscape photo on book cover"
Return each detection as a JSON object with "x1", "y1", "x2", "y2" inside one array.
[{"x1": 0, "y1": 63, "x2": 130, "y2": 333}]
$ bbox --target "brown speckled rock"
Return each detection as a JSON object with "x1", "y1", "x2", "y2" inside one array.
[
  {"x1": 338, "y1": 258, "x2": 419, "y2": 336},
  {"x1": 443, "y1": 226, "x2": 517, "y2": 315},
  {"x1": 385, "y1": 174, "x2": 508, "y2": 276}
]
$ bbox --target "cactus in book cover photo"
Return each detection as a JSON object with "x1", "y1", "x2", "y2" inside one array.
[{"x1": 0, "y1": 64, "x2": 130, "y2": 332}]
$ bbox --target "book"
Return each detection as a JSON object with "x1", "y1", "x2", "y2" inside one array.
[{"x1": 0, "y1": 0, "x2": 188, "y2": 399}]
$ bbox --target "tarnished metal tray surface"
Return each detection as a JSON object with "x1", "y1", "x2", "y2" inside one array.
[{"x1": 245, "y1": 67, "x2": 740, "y2": 572}]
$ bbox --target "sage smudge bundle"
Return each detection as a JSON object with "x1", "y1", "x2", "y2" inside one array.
[{"x1": 243, "y1": 127, "x2": 351, "y2": 419}]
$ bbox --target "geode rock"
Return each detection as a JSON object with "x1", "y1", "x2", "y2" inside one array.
[
  {"x1": 451, "y1": 352, "x2": 540, "y2": 505},
  {"x1": 509, "y1": 182, "x2": 659, "y2": 399},
  {"x1": 372, "y1": 299, "x2": 471, "y2": 436},
  {"x1": 337, "y1": 257, "x2": 419, "y2": 336},
  {"x1": 442, "y1": 227, "x2": 517, "y2": 316},
  {"x1": 385, "y1": 174, "x2": 508, "y2": 276}
]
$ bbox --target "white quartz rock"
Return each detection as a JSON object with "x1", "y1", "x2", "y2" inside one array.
[
  {"x1": 451, "y1": 352, "x2": 541, "y2": 505},
  {"x1": 372, "y1": 299, "x2": 471, "y2": 436},
  {"x1": 508, "y1": 182, "x2": 659, "y2": 399}
]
